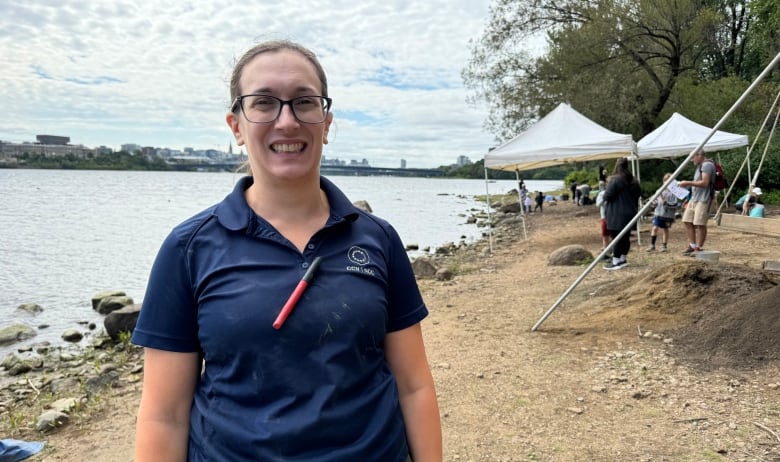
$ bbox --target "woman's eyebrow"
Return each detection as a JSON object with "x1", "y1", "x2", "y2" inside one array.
[{"x1": 245, "y1": 85, "x2": 318, "y2": 95}]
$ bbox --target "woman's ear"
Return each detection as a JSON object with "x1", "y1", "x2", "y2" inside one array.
[
  {"x1": 226, "y1": 112, "x2": 244, "y2": 146},
  {"x1": 323, "y1": 112, "x2": 333, "y2": 145}
]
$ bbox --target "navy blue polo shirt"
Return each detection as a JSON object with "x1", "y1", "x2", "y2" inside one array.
[{"x1": 132, "y1": 176, "x2": 428, "y2": 461}]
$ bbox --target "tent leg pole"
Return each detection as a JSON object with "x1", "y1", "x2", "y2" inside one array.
[{"x1": 484, "y1": 167, "x2": 493, "y2": 254}]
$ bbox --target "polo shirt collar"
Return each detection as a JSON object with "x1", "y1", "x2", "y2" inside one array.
[{"x1": 213, "y1": 175, "x2": 360, "y2": 232}]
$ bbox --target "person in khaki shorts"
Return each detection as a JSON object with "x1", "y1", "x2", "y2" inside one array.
[{"x1": 677, "y1": 149, "x2": 715, "y2": 254}]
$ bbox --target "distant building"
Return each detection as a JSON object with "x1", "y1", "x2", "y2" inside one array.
[
  {"x1": 400, "y1": 159, "x2": 407, "y2": 169},
  {"x1": 456, "y1": 155, "x2": 472, "y2": 167},
  {"x1": 36, "y1": 135, "x2": 69, "y2": 145},
  {"x1": 349, "y1": 158, "x2": 370, "y2": 167},
  {"x1": 0, "y1": 136, "x2": 92, "y2": 158},
  {"x1": 121, "y1": 143, "x2": 142, "y2": 154}
]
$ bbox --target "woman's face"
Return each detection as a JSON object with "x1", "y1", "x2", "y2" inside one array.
[{"x1": 227, "y1": 49, "x2": 332, "y2": 183}]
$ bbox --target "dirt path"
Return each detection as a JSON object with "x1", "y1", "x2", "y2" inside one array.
[{"x1": 28, "y1": 201, "x2": 780, "y2": 461}]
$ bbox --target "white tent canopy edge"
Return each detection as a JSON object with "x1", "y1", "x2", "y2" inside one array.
[
  {"x1": 485, "y1": 103, "x2": 636, "y2": 172},
  {"x1": 637, "y1": 112, "x2": 748, "y2": 159}
]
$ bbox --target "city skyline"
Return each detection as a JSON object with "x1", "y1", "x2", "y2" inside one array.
[{"x1": 0, "y1": 1, "x2": 516, "y2": 169}]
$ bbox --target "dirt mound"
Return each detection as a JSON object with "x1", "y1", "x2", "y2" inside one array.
[{"x1": 551, "y1": 261, "x2": 780, "y2": 370}]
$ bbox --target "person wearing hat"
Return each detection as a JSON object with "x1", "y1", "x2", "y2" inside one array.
[{"x1": 735, "y1": 186, "x2": 762, "y2": 213}]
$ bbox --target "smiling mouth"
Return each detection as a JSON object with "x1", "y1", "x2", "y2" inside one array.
[{"x1": 271, "y1": 143, "x2": 305, "y2": 153}]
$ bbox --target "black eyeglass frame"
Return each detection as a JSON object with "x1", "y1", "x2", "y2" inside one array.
[{"x1": 231, "y1": 94, "x2": 333, "y2": 124}]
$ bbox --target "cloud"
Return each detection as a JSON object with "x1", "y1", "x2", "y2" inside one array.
[{"x1": 0, "y1": 0, "x2": 497, "y2": 167}]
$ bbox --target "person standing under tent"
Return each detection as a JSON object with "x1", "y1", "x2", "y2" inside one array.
[
  {"x1": 603, "y1": 157, "x2": 641, "y2": 270},
  {"x1": 677, "y1": 149, "x2": 715, "y2": 255}
]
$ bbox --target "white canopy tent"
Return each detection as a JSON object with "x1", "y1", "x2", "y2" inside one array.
[
  {"x1": 485, "y1": 103, "x2": 636, "y2": 171},
  {"x1": 637, "y1": 112, "x2": 748, "y2": 159},
  {"x1": 481, "y1": 103, "x2": 636, "y2": 252},
  {"x1": 637, "y1": 112, "x2": 750, "y2": 209}
]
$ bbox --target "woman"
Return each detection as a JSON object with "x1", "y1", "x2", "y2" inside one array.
[
  {"x1": 603, "y1": 157, "x2": 641, "y2": 270},
  {"x1": 133, "y1": 40, "x2": 442, "y2": 462}
]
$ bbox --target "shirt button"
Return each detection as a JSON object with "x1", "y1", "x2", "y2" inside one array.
[
  {"x1": 307, "y1": 244, "x2": 315, "y2": 249},
  {"x1": 302, "y1": 262, "x2": 309, "y2": 269}
]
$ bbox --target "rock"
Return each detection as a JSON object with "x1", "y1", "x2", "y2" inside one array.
[
  {"x1": 1, "y1": 352, "x2": 19, "y2": 369},
  {"x1": 91, "y1": 290, "x2": 126, "y2": 310},
  {"x1": 61, "y1": 329, "x2": 84, "y2": 343},
  {"x1": 104, "y1": 304, "x2": 141, "y2": 340},
  {"x1": 499, "y1": 202, "x2": 522, "y2": 213},
  {"x1": 405, "y1": 243, "x2": 420, "y2": 251},
  {"x1": 85, "y1": 370, "x2": 120, "y2": 395},
  {"x1": 411, "y1": 257, "x2": 438, "y2": 278},
  {"x1": 548, "y1": 245, "x2": 593, "y2": 266},
  {"x1": 0, "y1": 323, "x2": 37, "y2": 346},
  {"x1": 17, "y1": 303, "x2": 43, "y2": 314},
  {"x1": 50, "y1": 377, "x2": 82, "y2": 395},
  {"x1": 50, "y1": 397, "x2": 79, "y2": 414},
  {"x1": 95, "y1": 295, "x2": 134, "y2": 315},
  {"x1": 435, "y1": 242, "x2": 457, "y2": 255},
  {"x1": 36, "y1": 410, "x2": 69, "y2": 432},
  {"x1": 435, "y1": 267, "x2": 454, "y2": 281},
  {"x1": 9, "y1": 361, "x2": 33, "y2": 376},
  {"x1": 352, "y1": 200, "x2": 372, "y2": 213}
]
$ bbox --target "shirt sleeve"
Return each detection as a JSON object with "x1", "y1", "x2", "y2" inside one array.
[
  {"x1": 131, "y1": 229, "x2": 201, "y2": 352},
  {"x1": 384, "y1": 225, "x2": 428, "y2": 332}
]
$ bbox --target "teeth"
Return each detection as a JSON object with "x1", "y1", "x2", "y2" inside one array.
[{"x1": 272, "y1": 143, "x2": 304, "y2": 153}]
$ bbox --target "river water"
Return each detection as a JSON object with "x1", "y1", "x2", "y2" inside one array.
[{"x1": 0, "y1": 169, "x2": 561, "y2": 353}]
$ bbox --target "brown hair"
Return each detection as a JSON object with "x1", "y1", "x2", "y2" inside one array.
[
  {"x1": 614, "y1": 157, "x2": 634, "y2": 183},
  {"x1": 229, "y1": 40, "x2": 329, "y2": 111}
]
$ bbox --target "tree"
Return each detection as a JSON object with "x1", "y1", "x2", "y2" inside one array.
[{"x1": 463, "y1": 0, "x2": 772, "y2": 142}]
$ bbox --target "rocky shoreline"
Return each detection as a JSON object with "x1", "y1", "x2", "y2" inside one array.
[{"x1": 0, "y1": 291, "x2": 144, "y2": 438}]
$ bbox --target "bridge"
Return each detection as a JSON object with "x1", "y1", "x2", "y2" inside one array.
[{"x1": 170, "y1": 162, "x2": 443, "y2": 177}]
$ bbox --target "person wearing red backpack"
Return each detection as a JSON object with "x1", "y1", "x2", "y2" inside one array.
[{"x1": 677, "y1": 149, "x2": 715, "y2": 255}]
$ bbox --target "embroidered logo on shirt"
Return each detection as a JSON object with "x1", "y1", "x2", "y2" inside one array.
[{"x1": 347, "y1": 246, "x2": 375, "y2": 276}]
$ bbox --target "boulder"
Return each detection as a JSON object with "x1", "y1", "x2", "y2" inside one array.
[
  {"x1": 36, "y1": 410, "x2": 69, "y2": 432},
  {"x1": 104, "y1": 304, "x2": 141, "y2": 340},
  {"x1": 95, "y1": 295, "x2": 134, "y2": 315},
  {"x1": 17, "y1": 303, "x2": 43, "y2": 314},
  {"x1": 352, "y1": 200, "x2": 373, "y2": 213},
  {"x1": 411, "y1": 257, "x2": 438, "y2": 278},
  {"x1": 548, "y1": 245, "x2": 594, "y2": 266},
  {"x1": 91, "y1": 290, "x2": 126, "y2": 310},
  {"x1": 61, "y1": 329, "x2": 83, "y2": 343},
  {"x1": 499, "y1": 202, "x2": 522, "y2": 214},
  {"x1": 0, "y1": 323, "x2": 37, "y2": 346},
  {"x1": 435, "y1": 267, "x2": 454, "y2": 281}
]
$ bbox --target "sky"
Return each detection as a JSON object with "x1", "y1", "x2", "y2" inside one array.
[{"x1": 0, "y1": 0, "x2": 505, "y2": 168}]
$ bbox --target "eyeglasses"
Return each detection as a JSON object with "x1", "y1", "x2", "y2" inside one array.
[{"x1": 231, "y1": 94, "x2": 332, "y2": 124}]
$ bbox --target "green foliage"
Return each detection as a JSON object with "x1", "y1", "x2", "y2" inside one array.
[
  {"x1": 13, "y1": 151, "x2": 172, "y2": 171},
  {"x1": 441, "y1": 158, "x2": 573, "y2": 180},
  {"x1": 564, "y1": 169, "x2": 599, "y2": 187},
  {"x1": 463, "y1": 0, "x2": 780, "y2": 193}
]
